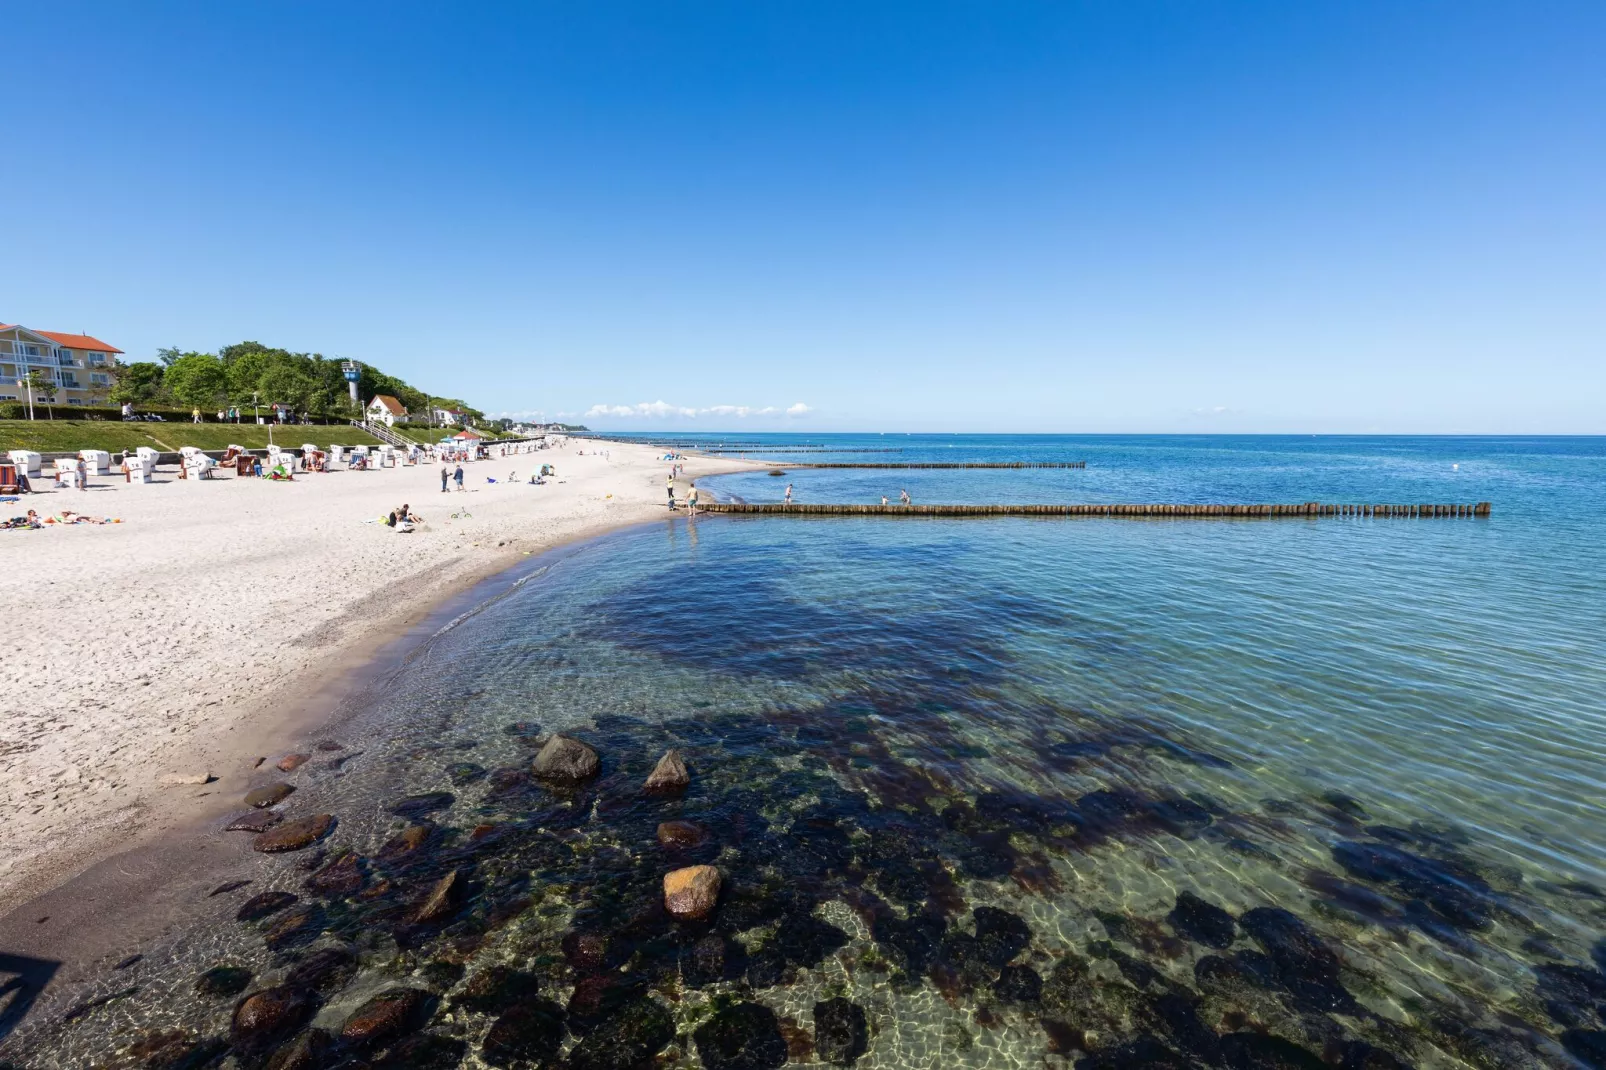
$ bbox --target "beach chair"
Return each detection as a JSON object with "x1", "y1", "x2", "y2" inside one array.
[
  {"x1": 135, "y1": 447, "x2": 161, "y2": 473},
  {"x1": 8, "y1": 450, "x2": 43, "y2": 477},
  {"x1": 79, "y1": 450, "x2": 111, "y2": 475},
  {"x1": 184, "y1": 454, "x2": 216, "y2": 480},
  {"x1": 236, "y1": 453, "x2": 255, "y2": 476},
  {"x1": 0, "y1": 463, "x2": 18, "y2": 494},
  {"x1": 329, "y1": 445, "x2": 347, "y2": 466},
  {"x1": 126, "y1": 456, "x2": 153, "y2": 483}
]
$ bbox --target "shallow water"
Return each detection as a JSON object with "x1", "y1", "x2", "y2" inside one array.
[{"x1": 6, "y1": 435, "x2": 1606, "y2": 1069}]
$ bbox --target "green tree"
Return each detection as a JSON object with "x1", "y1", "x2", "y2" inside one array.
[
  {"x1": 109, "y1": 361, "x2": 166, "y2": 406},
  {"x1": 22, "y1": 369, "x2": 56, "y2": 418},
  {"x1": 163, "y1": 353, "x2": 228, "y2": 411}
]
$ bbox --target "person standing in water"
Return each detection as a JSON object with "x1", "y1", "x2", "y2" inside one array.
[
  {"x1": 784, "y1": 483, "x2": 793, "y2": 505},
  {"x1": 900, "y1": 488, "x2": 910, "y2": 506},
  {"x1": 881, "y1": 495, "x2": 889, "y2": 506},
  {"x1": 687, "y1": 483, "x2": 699, "y2": 516}
]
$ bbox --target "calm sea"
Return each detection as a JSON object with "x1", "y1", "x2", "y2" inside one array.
[{"x1": 9, "y1": 434, "x2": 1606, "y2": 1069}]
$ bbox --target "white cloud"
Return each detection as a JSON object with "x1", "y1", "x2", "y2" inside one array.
[{"x1": 786, "y1": 402, "x2": 812, "y2": 416}]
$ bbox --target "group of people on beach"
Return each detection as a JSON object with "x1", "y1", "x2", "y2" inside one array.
[
  {"x1": 439, "y1": 461, "x2": 466, "y2": 493},
  {"x1": 667, "y1": 471, "x2": 700, "y2": 515}
]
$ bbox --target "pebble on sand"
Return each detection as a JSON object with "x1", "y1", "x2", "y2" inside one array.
[
  {"x1": 158, "y1": 772, "x2": 213, "y2": 786},
  {"x1": 644, "y1": 749, "x2": 691, "y2": 794},
  {"x1": 276, "y1": 753, "x2": 311, "y2": 772},
  {"x1": 664, "y1": 865, "x2": 721, "y2": 920}
]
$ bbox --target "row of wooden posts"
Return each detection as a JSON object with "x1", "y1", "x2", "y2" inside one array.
[{"x1": 701, "y1": 502, "x2": 1492, "y2": 518}]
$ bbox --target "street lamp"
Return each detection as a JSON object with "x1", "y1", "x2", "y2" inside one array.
[{"x1": 16, "y1": 379, "x2": 34, "y2": 421}]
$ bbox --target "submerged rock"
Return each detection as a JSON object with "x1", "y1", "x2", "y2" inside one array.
[
  {"x1": 562, "y1": 931, "x2": 611, "y2": 972},
  {"x1": 994, "y1": 964, "x2": 1044, "y2": 1003},
  {"x1": 446, "y1": 761, "x2": 487, "y2": 786},
  {"x1": 694, "y1": 1001, "x2": 789, "y2": 1070},
  {"x1": 664, "y1": 865, "x2": 721, "y2": 920},
  {"x1": 226, "y1": 810, "x2": 283, "y2": 833},
  {"x1": 657, "y1": 820, "x2": 707, "y2": 848},
  {"x1": 480, "y1": 999, "x2": 566, "y2": 1067},
  {"x1": 532, "y1": 734, "x2": 600, "y2": 782},
  {"x1": 453, "y1": 965, "x2": 543, "y2": 1014},
  {"x1": 644, "y1": 749, "x2": 690, "y2": 794},
  {"x1": 237, "y1": 891, "x2": 298, "y2": 922},
  {"x1": 814, "y1": 998, "x2": 869, "y2": 1066},
  {"x1": 230, "y1": 986, "x2": 318, "y2": 1053},
  {"x1": 1217, "y1": 1031, "x2": 1327, "y2": 1069},
  {"x1": 387, "y1": 792, "x2": 456, "y2": 818},
  {"x1": 303, "y1": 851, "x2": 366, "y2": 897},
  {"x1": 413, "y1": 868, "x2": 463, "y2": 923},
  {"x1": 339, "y1": 988, "x2": 435, "y2": 1049},
  {"x1": 263, "y1": 1028, "x2": 337, "y2": 1070},
  {"x1": 974, "y1": 906, "x2": 1032, "y2": 967},
  {"x1": 565, "y1": 996, "x2": 674, "y2": 1070},
  {"x1": 245, "y1": 783, "x2": 296, "y2": 808},
  {"x1": 377, "y1": 823, "x2": 435, "y2": 861},
  {"x1": 372, "y1": 1032, "x2": 469, "y2": 1069},
  {"x1": 253, "y1": 814, "x2": 335, "y2": 853},
  {"x1": 194, "y1": 965, "x2": 253, "y2": 998},
  {"x1": 263, "y1": 905, "x2": 325, "y2": 951},
  {"x1": 285, "y1": 946, "x2": 358, "y2": 993},
  {"x1": 1169, "y1": 891, "x2": 1237, "y2": 949},
  {"x1": 1238, "y1": 907, "x2": 1356, "y2": 1013}
]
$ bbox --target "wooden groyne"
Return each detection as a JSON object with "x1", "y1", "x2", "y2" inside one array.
[
  {"x1": 791, "y1": 461, "x2": 1086, "y2": 469},
  {"x1": 702, "y1": 502, "x2": 1491, "y2": 518}
]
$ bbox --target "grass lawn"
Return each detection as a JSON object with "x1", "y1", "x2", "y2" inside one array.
[{"x1": 0, "y1": 420, "x2": 383, "y2": 453}]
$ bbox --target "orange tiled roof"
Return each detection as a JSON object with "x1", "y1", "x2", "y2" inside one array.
[
  {"x1": 35, "y1": 330, "x2": 123, "y2": 354},
  {"x1": 370, "y1": 394, "x2": 407, "y2": 415}
]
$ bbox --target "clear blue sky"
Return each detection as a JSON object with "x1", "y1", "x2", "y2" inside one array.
[{"x1": 2, "y1": 2, "x2": 1601, "y2": 433}]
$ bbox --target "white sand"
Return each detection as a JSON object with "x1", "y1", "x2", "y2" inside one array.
[{"x1": 0, "y1": 439, "x2": 755, "y2": 904}]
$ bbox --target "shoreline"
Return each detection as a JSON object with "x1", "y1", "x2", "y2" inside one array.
[{"x1": 0, "y1": 439, "x2": 757, "y2": 927}]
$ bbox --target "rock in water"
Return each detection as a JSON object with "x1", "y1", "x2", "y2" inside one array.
[
  {"x1": 565, "y1": 997, "x2": 675, "y2": 1070},
  {"x1": 226, "y1": 810, "x2": 282, "y2": 833},
  {"x1": 264, "y1": 1028, "x2": 337, "y2": 1070},
  {"x1": 644, "y1": 749, "x2": 690, "y2": 794},
  {"x1": 195, "y1": 966, "x2": 253, "y2": 998},
  {"x1": 377, "y1": 823, "x2": 435, "y2": 860},
  {"x1": 387, "y1": 792, "x2": 456, "y2": 818},
  {"x1": 339, "y1": 988, "x2": 435, "y2": 1049},
  {"x1": 480, "y1": 999, "x2": 567, "y2": 1067},
  {"x1": 664, "y1": 865, "x2": 721, "y2": 920},
  {"x1": 657, "y1": 820, "x2": 707, "y2": 848},
  {"x1": 237, "y1": 891, "x2": 298, "y2": 922},
  {"x1": 286, "y1": 946, "x2": 358, "y2": 993},
  {"x1": 245, "y1": 783, "x2": 296, "y2": 808},
  {"x1": 694, "y1": 1001, "x2": 788, "y2": 1070},
  {"x1": 413, "y1": 868, "x2": 463, "y2": 923},
  {"x1": 303, "y1": 851, "x2": 366, "y2": 897},
  {"x1": 1169, "y1": 891, "x2": 1238, "y2": 949},
  {"x1": 253, "y1": 814, "x2": 335, "y2": 853},
  {"x1": 531, "y1": 734, "x2": 599, "y2": 781},
  {"x1": 230, "y1": 986, "x2": 317, "y2": 1053},
  {"x1": 276, "y1": 753, "x2": 311, "y2": 772},
  {"x1": 814, "y1": 998, "x2": 869, "y2": 1066},
  {"x1": 263, "y1": 905, "x2": 325, "y2": 951},
  {"x1": 371, "y1": 1033, "x2": 468, "y2": 1070}
]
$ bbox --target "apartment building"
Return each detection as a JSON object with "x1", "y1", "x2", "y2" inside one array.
[{"x1": 0, "y1": 324, "x2": 123, "y2": 406}]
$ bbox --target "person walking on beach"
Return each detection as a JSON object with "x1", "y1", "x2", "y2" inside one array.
[
  {"x1": 784, "y1": 483, "x2": 793, "y2": 505},
  {"x1": 454, "y1": 464, "x2": 465, "y2": 491},
  {"x1": 440, "y1": 461, "x2": 450, "y2": 493},
  {"x1": 667, "y1": 478, "x2": 677, "y2": 510},
  {"x1": 76, "y1": 456, "x2": 88, "y2": 491}
]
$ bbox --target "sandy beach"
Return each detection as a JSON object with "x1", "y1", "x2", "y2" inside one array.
[{"x1": 0, "y1": 437, "x2": 754, "y2": 906}]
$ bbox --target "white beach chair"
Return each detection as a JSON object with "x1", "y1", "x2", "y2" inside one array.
[
  {"x1": 125, "y1": 456, "x2": 153, "y2": 483},
  {"x1": 329, "y1": 445, "x2": 347, "y2": 466},
  {"x1": 8, "y1": 450, "x2": 43, "y2": 476},
  {"x1": 79, "y1": 449, "x2": 111, "y2": 475},
  {"x1": 185, "y1": 454, "x2": 217, "y2": 480},
  {"x1": 135, "y1": 446, "x2": 161, "y2": 473}
]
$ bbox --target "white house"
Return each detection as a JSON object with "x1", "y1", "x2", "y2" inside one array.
[{"x1": 367, "y1": 394, "x2": 407, "y2": 426}]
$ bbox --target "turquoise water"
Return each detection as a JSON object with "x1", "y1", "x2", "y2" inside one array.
[{"x1": 6, "y1": 435, "x2": 1606, "y2": 1069}]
